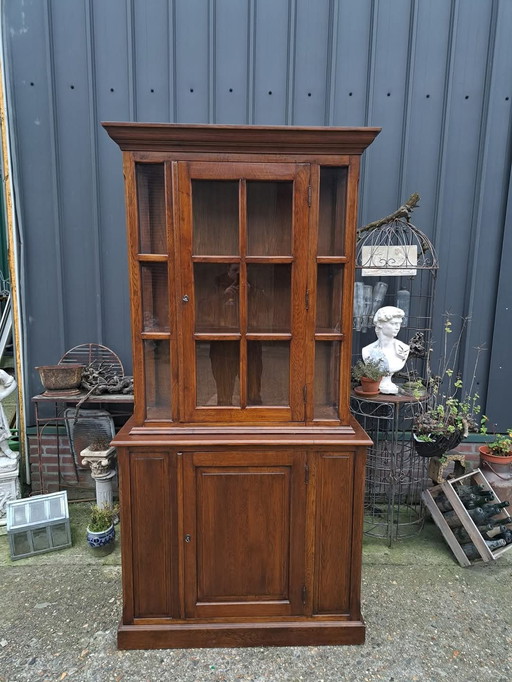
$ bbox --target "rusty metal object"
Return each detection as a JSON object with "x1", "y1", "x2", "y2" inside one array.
[{"x1": 36, "y1": 364, "x2": 84, "y2": 395}]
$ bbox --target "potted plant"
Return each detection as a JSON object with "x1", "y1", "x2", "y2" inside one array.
[
  {"x1": 86, "y1": 503, "x2": 119, "y2": 555},
  {"x1": 412, "y1": 316, "x2": 484, "y2": 458},
  {"x1": 479, "y1": 430, "x2": 512, "y2": 465},
  {"x1": 352, "y1": 358, "x2": 387, "y2": 395}
]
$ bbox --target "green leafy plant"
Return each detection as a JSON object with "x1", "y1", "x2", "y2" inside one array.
[
  {"x1": 88, "y1": 503, "x2": 119, "y2": 533},
  {"x1": 412, "y1": 315, "x2": 485, "y2": 442},
  {"x1": 485, "y1": 430, "x2": 512, "y2": 457},
  {"x1": 352, "y1": 358, "x2": 387, "y2": 383}
]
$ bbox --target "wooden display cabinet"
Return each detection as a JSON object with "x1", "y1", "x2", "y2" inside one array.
[{"x1": 103, "y1": 123, "x2": 379, "y2": 649}]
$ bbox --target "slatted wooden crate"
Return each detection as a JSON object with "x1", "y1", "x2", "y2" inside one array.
[{"x1": 422, "y1": 468, "x2": 512, "y2": 567}]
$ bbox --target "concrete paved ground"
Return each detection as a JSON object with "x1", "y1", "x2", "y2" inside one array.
[{"x1": 0, "y1": 503, "x2": 511, "y2": 682}]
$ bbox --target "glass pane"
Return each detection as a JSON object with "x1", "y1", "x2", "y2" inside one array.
[
  {"x1": 247, "y1": 264, "x2": 290, "y2": 332},
  {"x1": 13, "y1": 506, "x2": 28, "y2": 526},
  {"x1": 196, "y1": 341, "x2": 240, "y2": 407},
  {"x1": 32, "y1": 527, "x2": 50, "y2": 552},
  {"x1": 195, "y1": 263, "x2": 239, "y2": 332},
  {"x1": 248, "y1": 341, "x2": 289, "y2": 406},
  {"x1": 192, "y1": 180, "x2": 239, "y2": 255},
  {"x1": 13, "y1": 532, "x2": 32, "y2": 557},
  {"x1": 49, "y1": 497, "x2": 65, "y2": 520},
  {"x1": 314, "y1": 342, "x2": 340, "y2": 419},
  {"x1": 144, "y1": 340, "x2": 171, "y2": 419},
  {"x1": 141, "y1": 263, "x2": 169, "y2": 332},
  {"x1": 136, "y1": 164, "x2": 166, "y2": 254},
  {"x1": 318, "y1": 167, "x2": 347, "y2": 256},
  {"x1": 316, "y1": 264, "x2": 343, "y2": 333},
  {"x1": 247, "y1": 182, "x2": 292, "y2": 256},
  {"x1": 51, "y1": 523, "x2": 69, "y2": 548},
  {"x1": 29, "y1": 501, "x2": 47, "y2": 524}
]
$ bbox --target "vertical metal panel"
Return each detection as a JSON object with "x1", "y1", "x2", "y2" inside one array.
[
  {"x1": 214, "y1": 0, "x2": 250, "y2": 124},
  {"x1": 431, "y1": 0, "x2": 494, "y2": 340},
  {"x1": 50, "y1": 0, "x2": 100, "y2": 349},
  {"x1": 3, "y1": 0, "x2": 65, "y2": 398},
  {"x1": 487, "y1": 171, "x2": 512, "y2": 431},
  {"x1": 252, "y1": 0, "x2": 290, "y2": 124},
  {"x1": 2, "y1": 0, "x2": 512, "y2": 425},
  {"x1": 466, "y1": 0, "x2": 512, "y2": 427},
  {"x1": 174, "y1": 0, "x2": 210, "y2": 123},
  {"x1": 291, "y1": 0, "x2": 330, "y2": 125},
  {"x1": 133, "y1": 0, "x2": 171, "y2": 122},
  {"x1": 332, "y1": 0, "x2": 373, "y2": 126},
  {"x1": 90, "y1": 0, "x2": 132, "y2": 367},
  {"x1": 361, "y1": 0, "x2": 413, "y2": 223},
  {"x1": 398, "y1": 0, "x2": 453, "y2": 242}
]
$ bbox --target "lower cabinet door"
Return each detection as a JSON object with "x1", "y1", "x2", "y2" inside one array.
[{"x1": 183, "y1": 450, "x2": 307, "y2": 619}]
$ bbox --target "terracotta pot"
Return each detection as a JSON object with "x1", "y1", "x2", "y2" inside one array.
[
  {"x1": 479, "y1": 445, "x2": 512, "y2": 466},
  {"x1": 358, "y1": 377, "x2": 381, "y2": 394}
]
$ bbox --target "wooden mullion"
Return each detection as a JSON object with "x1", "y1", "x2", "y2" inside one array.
[
  {"x1": 141, "y1": 332, "x2": 171, "y2": 341},
  {"x1": 191, "y1": 255, "x2": 241, "y2": 263},
  {"x1": 305, "y1": 165, "x2": 319, "y2": 424},
  {"x1": 239, "y1": 179, "x2": 248, "y2": 409},
  {"x1": 246, "y1": 333, "x2": 292, "y2": 341},
  {"x1": 193, "y1": 333, "x2": 241, "y2": 341},
  {"x1": 314, "y1": 332, "x2": 344, "y2": 341},
  {"x1": 175, "y1": 162, "x2": 195, "y2": 421},
  {"x1": 245, "y1": 256, "x2": 294, "y2": 264},
  {"x1": 136, "y1": 253, "x2": 168, "y2": 262},
  {"x1": 166, "y1": 162, "x2": 179, "y2": 421},
  {"x1": 290, "y1": 164, "x2": 310, "y2": 422},
  {"x1": 123, "y1": 153, "x2": 145, "y2": 425},
  {"x1": 339, "y1": 157, "x2": 360, "y2": 423},
  {"x1": 316, "y1": 256, "x2": 348, "y2": 264}
]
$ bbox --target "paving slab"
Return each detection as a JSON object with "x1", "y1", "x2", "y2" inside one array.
[{"x1": 1, "y1": 503, "x2": 511, "y2": 681}]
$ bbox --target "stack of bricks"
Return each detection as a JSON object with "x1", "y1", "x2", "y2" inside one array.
[{"x1": 28, "y1": 431, "x2": 94, "y2": 494}]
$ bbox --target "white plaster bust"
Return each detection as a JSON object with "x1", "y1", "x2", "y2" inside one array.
[
  {"x1": 0, "y1": 369, "x2": 18, "y2": 472},
  {"x1": 362, "y1": 306, "x2": 410, "y2": 395}
]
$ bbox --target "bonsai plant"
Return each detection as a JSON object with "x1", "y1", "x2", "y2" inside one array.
[
  {"x1": 86, "y1": 502, "x2": 119, "y2": 554},
  {"x1": 412, "y1": 315, "x2": 484, "y2": 458},
  {"x1": 352, "y1": 357, "x2": 387, "y2": 395}
]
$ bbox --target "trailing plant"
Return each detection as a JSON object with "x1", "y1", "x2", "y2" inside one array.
[
  {"x1": 412, "y1": 315, "x2": 485, "y2": 442},
  {"x1": 88, "y1": 503, "x2": 119, "y2": 533},
  {"x1": 352, "y1": 358, "x2": 387, "y2": 383}
]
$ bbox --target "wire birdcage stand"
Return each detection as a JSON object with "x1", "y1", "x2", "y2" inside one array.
[
  {"x1": 352, "y1": 195, "x2": 438, "y2": 542},
  {"x1": 351, "y1": 393, "x2": 428, "y2": 544}
]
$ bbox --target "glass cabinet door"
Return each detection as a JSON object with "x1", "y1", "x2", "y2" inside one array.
[
  {"x1": 312, "y1": 167, "x2": 348, "y2": 422},
  {"x1": 178, "y1": 162, "x2": 309, "y2": 422}
]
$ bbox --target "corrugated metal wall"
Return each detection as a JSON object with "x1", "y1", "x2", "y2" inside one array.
[{"x1": 2, "y1": 0, "x2": 512, "y2": 428}]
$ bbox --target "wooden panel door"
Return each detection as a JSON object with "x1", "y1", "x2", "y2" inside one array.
[
  {"x1": 183, "y1": 450, "x2": 307, "y2": 618},
  {"x1": 176, "y1": 162, "x2": 309, "y2": 423},
  {"x1": 126, "y1": 449, "x2": 177, "y2": 619}
]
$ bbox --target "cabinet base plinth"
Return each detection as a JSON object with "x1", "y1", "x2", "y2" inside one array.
[{"x1": 118, "y1": 619, "x2": 366, "y2": 649}]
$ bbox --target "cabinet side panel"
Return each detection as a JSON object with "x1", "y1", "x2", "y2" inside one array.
[
  {"x1": 314, "y1": 452, "x2": 354, "y2": 614},
  {"x1": 130, "y1": 451, "x2": 174, "y2": 617}
]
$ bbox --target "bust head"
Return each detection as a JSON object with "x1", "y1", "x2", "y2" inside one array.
[{"x1": 373, "y1": 306, "x2": 405, "y2": 340}]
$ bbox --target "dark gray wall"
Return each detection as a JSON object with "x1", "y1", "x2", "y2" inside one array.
[{"x1": 3, "y1": 0, "x2": 512, "y2": 429}]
